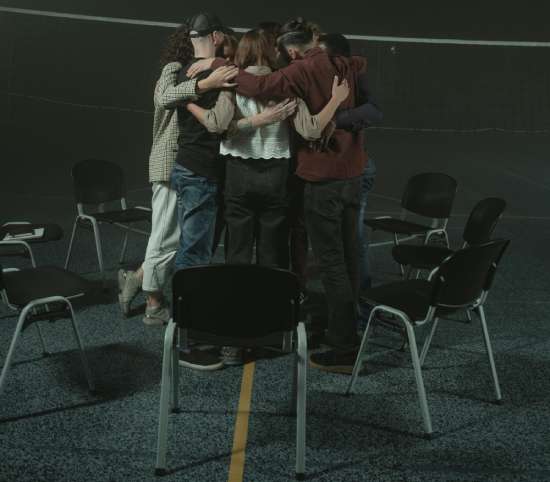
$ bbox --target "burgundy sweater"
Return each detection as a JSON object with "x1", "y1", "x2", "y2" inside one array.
[{"x1": 234, "y1": 48, "x2": 367, "y2": 182}]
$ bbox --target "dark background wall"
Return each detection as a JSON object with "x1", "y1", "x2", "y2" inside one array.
[{"x1": 1, "y1": 2, "x2": 549, "y2": 200}]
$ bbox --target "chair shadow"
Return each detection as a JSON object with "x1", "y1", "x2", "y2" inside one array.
[{"x1": 1, "y1": 341, "x2": 163, "y2": 423}]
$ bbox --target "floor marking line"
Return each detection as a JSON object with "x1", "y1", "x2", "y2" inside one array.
[
  {"x1": 1, "y1": 6, "x2": 550, "y2": 48},
  {"x1": 228, "y1": 361, "x2": 255, "y2": 482}
]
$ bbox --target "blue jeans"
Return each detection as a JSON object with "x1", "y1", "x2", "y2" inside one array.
[
  {"x1": 358, "y1": 158, "x2": 377, "y2": 291},
  {"x1": 170, "y1": 164, "x2": 218, "y2": 271}
]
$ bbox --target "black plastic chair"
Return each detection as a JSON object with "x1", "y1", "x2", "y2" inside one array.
[
  {"x1": 392, "y1": 197, "x2": 506, "y2": 276},
  {"x1": 155, "y1": 264, "x2": 307, "y2": 480},
  {"x1": 64, "y1": 160, "x2": 151, "y2": 280},
  {"x1": 365, "y1": 172, "x2": 458, "y2": 275},
  {"x1": 1, "y1": 221, "x2": 63, "y2": 267},
  {"x1": 346, "y1": 239, "x2": 510, "y2": 436},
  {"x1": 0, "y1": 263, "x2": 95, "y2": 398}
]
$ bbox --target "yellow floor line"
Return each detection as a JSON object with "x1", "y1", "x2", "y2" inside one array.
[{"x1": 228, "y1": 361, "x2": 256, "y2": 482}]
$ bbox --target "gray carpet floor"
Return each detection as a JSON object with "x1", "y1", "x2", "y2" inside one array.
[{"x1": 1, "y1": 132, "x2": 550, "y2": 481}]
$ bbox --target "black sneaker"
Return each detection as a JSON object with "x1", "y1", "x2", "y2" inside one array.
[
  {"x1": 220, "y1": 346, "x2": 244, "y2": 366},
  {"x1": 309, "y1": 349, "x2": 359, "y2": 374},
  {"x1": 179, "y1": 349, "x2": 224, "y2": 371}
]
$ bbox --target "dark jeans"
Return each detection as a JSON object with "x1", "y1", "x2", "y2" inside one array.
[
  {"x1": 358, "y1": 158, "x2": 377, "y2": 291},
  {"x1": 170, "y1": 164, "x2": 218, "y2": 271},
  {"x1": 288, "y1": 174, "x2": 309, "y2": 293},
  {"x1": 304, "y1": 177, "x2": 361, "y2": 349},
  {"x1": 224, "y1": 157, "x2": 290, "y2": 268}
]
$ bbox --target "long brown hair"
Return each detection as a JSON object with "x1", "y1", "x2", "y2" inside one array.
[
  {"x1": 159, "y1": 24, "x2": 194, "y2": 69},
  {"x1": 234, "y1": 29, "x2": 276, "y2": 70}
]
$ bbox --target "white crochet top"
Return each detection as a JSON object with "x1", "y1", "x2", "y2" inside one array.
[{"x1": 220, "y1": 66, "x2": 291, "y2": 159}]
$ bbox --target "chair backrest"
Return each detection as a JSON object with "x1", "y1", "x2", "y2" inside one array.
[
  {"x1": 401, "y1": 173, "x2": 458, "y2": 219},
  {"x1": 483, "y1": 239, "x2": 510, "y2": 293},
  {"x1": 430, "y1": 239, "x2": 510, "y2": 308},
  {"x1": 463, "y1": 197, "x2": 506, "y2": 245},
  {"x1": 71, "y1": 159, "x2": 126, "y2": 205},
  {"x1": 172, "y1": 264, "x2": 300, "y2": 346}
]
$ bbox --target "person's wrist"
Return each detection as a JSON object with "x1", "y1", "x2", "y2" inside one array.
[
  {"x1": 197, "y1": 78, "x2": 211, "y2": 92},
  {"x1": 255, "y1": 112, "x2": 266, "y2": 126}
]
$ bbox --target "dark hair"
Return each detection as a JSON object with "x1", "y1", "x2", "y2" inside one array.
[
  {"x1": 258, "y1": 21, "x2": 281, "y2": 46},
  {"x1": 223, "y1": 33, "x2": 239, "y2": 62},
  {"x1": 159, "y1": 24, "x2": 194, "y2": 69},
  {"x1": 278, "y1": 17, "x2": 314, "y2": 45},
  {"x1": 277, "y1": 17, "x2": 314, "y2": 63},
  {"x1": 319, "y1": 33, "x2": 351, "y2": 57},
  {"x1": 234, "y1": 29, "x2": 276, "y2": 70}
]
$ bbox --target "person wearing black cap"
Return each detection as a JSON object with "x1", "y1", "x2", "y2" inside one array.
[{"x1": 171, "y1": 12, "x2": 236, "y2": 371}]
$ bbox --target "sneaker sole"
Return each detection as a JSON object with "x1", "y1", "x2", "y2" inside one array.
[
  {"x1": 142, "y1": 316, "x2": 167, "y2": 326},
  {"x1": 178, "y1": 360, "x2": 224, "y2": 371},
  {"x1": 308, "y1": 359, "x2": 354, "y2": 374},
  {"x1": 223, "y1": 359, "x2": 244, "y2": 366}
]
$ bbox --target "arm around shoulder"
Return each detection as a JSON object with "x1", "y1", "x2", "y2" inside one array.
[{"x1": 155, "y1": 62, "x2": 199, "y2": 109}]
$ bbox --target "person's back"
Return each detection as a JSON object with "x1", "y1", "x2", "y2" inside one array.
[
  {"x1": 221, "y1": 65, "x2": 290, "y2": 159},
  {"x1": 289, "y1": 49, "x2": 365, "y2": 180},
  {"x1": 176, "y1": 61, "x2": 224, "y2": 181},
  {"x1": 235, "y1": 26, "x2": 367, "y2": 181}
]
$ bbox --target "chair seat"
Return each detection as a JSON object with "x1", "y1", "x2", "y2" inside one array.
[
  {"x1": 0, "y1": 223, "x2": 63, "y2": 244},
  {"x1": 3, "y1": 266, "x2": 90, "y2": 307},
  {"x1": 0, "y1": 244, "x2": 30, "y2": 258},
  {"x1": 364, "y1": 217, "x2": 433, "y2": 235},
  {"x1": 392, "y1": 245, "x2": 453, "y2": 269},
  {"x1": 361, "y1": 280, "x2": 455, "y2": 322},
  {"x1": 83, "y1": 208, "x2": 150, "y2": 224}
]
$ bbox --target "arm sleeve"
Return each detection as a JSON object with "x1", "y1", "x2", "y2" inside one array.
[
  {"x1": 335, "y1": 73, "x2": 383, "y2": 129},
  {"x1": 200, "y1": 91, "x2": 236, "y2": 134},
  {"x1": 293, "y1": 99, "x2": 323, "y2": 140},
  {"x1": 154, "y1": 62, "x2": 199, "y2": 109},
  {"x1": 235, "y1": 64, "x2": 305, "y2": 102}
]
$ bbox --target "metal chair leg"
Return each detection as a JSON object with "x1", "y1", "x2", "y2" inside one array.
[
  {"x1": 0, "y1": 310, "x2": 27, "y2": 396},
  {"x1": 346, "y1": 307, "x2": 378, "y2": 395},
  {"x1": 36, "y1": 322, "x2": 50, "y2": 357},
  {"x1": 478, "y1": 306, "x2": 502, "y2": 402},
  {"x1": 119, "y1": 231, "x2": 129, "y2": 265},
  {"x1": 171, "y1": 329, "x2": 179, "y2": 413},
  {"x1": 295, "y1": 322, "x2": 307, "y2": 480},
  {"x1": 155, "y1": 321, "x2": 176, "y2": 475},
  {"x1": 420, "y1": 318, "x2": 439, "y2": 367},
  {"x1": 64, "y1": 218, "x2": 79, "y2": 269},
  {"x1": 403, "y1": 318, "x2": 433, "y2": 435},
  {"x1": 66, "y1": 300, "x2": 95, "y2": 392},
  {"x1": 290, "y1": 351, "x2": 298, "y2": 415},
  {"x1": 89, "y1": 219, "x2": 105, "y2": 283}
]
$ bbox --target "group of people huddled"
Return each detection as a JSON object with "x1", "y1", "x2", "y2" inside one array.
[{"x1": 118, "y1": 13, "x2": 382, "y2": 372}]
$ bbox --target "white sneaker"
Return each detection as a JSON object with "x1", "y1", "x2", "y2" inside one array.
[
  {"x1": 118, "y1": 269, "x2": 142, "y2": 316},
  {"x1": 143, "y1": 305, "x2": 170, "y2": 326}
]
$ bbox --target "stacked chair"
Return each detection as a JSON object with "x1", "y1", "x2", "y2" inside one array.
[
  {"x1": 392, "y1": 197, "x2": 506, "y2": 279},
  {"x1": 347, "y1": 239, "x2": 510, "y2": 436},
  {"x1": 365, "y1": 172, "x2": 458, "y2": 276}
]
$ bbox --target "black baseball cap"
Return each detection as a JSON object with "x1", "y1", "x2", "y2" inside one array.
[{"x1": 188, "y1": 12, "x2": 226, "y2": 38}]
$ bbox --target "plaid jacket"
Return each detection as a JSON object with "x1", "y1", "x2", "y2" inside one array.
[{"x1": 149, "y1": 62, "x2": 198, "y2": 183}]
